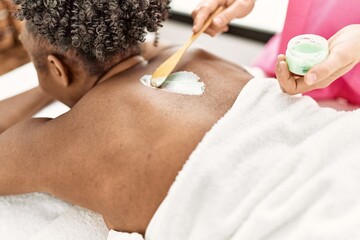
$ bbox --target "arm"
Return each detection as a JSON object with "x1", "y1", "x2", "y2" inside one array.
[
  {"x1": 0, "y1": 112, "x2": 101, "y2": 196},
  {"x1": 0, "y1": 118, "x2": 51, "y2": 195},
  {"x1": 0, "y1": 87, "x2": 53, "y2": 133},
  {"x1": 0, "y1": 112, "x2": 113, "y2": 213},
  {"x1": 0, "y1": 106, "x2": 164, "y2": 234}
]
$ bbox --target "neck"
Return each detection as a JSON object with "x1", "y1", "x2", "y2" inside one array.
[
  {"x1": 96, "y1": 55, "x2": 146, "y2": 85},
  {"x1": 95, "y1": 46, "x2": 145, "y2": 85},
  {"x1": 68, "y1": 52, "x2": 146, "y2": 107}
]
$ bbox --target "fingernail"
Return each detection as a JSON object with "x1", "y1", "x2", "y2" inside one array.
[
  {"x1": 214, "y1": 17, "x2": 222, "y2": 26},
  {"x1": 306, "y1": 73, "x2": 317, "y2": 85}
]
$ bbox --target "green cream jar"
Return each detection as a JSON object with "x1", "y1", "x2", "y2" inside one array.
[{"x1": 286, "y1": 34, "x2": 329, "y2": 76}]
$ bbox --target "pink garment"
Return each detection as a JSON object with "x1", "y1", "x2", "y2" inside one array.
[{"x1": 252, "y1": 0, "x2": 360, "y2": 105}]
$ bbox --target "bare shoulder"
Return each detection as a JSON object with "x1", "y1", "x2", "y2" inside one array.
[
  {"x1": 63, "y1": 44, "x2": 255, "y2": 154},
  {"x1": 154, "y1": 46, "x2": 251, "y2": 71},
  {"x1": 74, "y1": 45, "x2": 254, "y2": 131}
]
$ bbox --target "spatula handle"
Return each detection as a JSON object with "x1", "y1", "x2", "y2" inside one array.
[
  {"x1": 149, "y1": 6, "x2": 224, "y2": 88},
  {"x1": 191, "y1": 6, "x2": 225, "y2": 43}
]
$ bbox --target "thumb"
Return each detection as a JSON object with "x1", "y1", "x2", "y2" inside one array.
[
  {"x1": 213, "y1": 0, "x2": 254, "y2": 28},
  {"x1": 305, "y1": 51, "x2": 347, "y2": 85}
]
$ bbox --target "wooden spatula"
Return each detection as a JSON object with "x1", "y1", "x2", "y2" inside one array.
[{"x1": 150, "y1": 6, "x2": 224, "y2": 87}]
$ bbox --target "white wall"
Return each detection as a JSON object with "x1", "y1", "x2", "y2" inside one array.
[
  {"x1": 170, "y1": 0, "x2": 289, "y2": 33},
  {"x1": 159, "y1": 20, "x2": 265, "y2": 66}
]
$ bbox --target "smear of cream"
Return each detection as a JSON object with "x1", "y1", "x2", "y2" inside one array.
[{"x1": 140, "y1": 71, "x2": 205, "y2": 96}]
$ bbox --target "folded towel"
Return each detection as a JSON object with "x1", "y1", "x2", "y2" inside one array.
[
  {"x1": 146, "y1": 77, "x2": 360, "y2": 240},
  {"x1": 107, "y1": 230, "x2": 144, "y2": 240},
  {"x1": 28, "y1": 207, "x2": 108, "y2": 240},
  {"x1": 0, "y1": 193, "x2": 108, "y2": 240}
]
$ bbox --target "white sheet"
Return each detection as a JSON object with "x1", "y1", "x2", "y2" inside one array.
[
  {"x1": 0, "y1": 63, "x2": 70, "y2": 118},
  {"x1": 146, "y1": 77, "x2": 360, "y2": 240}
]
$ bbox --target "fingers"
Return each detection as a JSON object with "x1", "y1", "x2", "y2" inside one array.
[
  {"x1": 305, "y1": 49, "x2": 351, "y2": 86},
  {"x1": 193, "y1": 0, "x2": 255, "y2": 36},
  {"x1": 276, "y1": 61, "x2": 288, "y2": 93},
  {"x1": 275, "y1": 54, "x2": 350, "y2": 95},
  {"x1": 212, "y1": 0, "x2": 255, "y2": 29},
  {"x1": 205, "y1": 25, "x2": 229, "y2": 37},
  {"x1": 276, "y1": 57, "x2": 297, "y2": 94},
  {"x1": 276, "y1": 55, "x2": 308, "y2": 95},
  {"x1": 212, "y1": 2, "x2": 240, "y2": 29},
  {"x1": 192, "y1": 0, "x2": 224, "y2": 33},
  {"x1": 308, "y1": 63, "x2": 354, "y2": 89}
]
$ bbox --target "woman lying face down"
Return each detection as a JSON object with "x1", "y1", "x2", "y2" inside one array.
[{"x1": 0, "y1": 0, "x2": 253, "y2": 234}]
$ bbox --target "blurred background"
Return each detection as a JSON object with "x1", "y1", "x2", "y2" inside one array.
[
  {"x1": 0, "y1": 0, "x2": 288, "y2": 76},
  {"x1": 0, "y1": 0, "x2": 29, "y2": 75},
  {"x1": 161, "y1": 0, "x2": 288, "y2": 66}
]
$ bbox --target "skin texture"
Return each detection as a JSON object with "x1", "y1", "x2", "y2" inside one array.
[
  {"x1": 0, "y1": 26, "x2": 253, "y2": 235},
  {"x1": 0, "y1": 87, "x2": 52, "y2": 134},
  {"x1": 276, "y1": 24, "x2": 360, "y2": 95}
]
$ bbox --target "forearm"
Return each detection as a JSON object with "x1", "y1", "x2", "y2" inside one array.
[{"x1": 0, "y1": 87, "x2": 53, "y2": 133}]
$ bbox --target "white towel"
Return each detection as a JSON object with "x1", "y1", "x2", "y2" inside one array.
[
  {"x1": 0, "y1": 193, "x2": 109, "y2": 240},
  {"x1": 0, "y1": 193, "x2": 71, "y2": 240},
  {"x1": 145, "y1": 77, "x2": 360, "y2": 240}
]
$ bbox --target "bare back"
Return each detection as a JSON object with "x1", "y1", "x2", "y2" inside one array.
[{"x1": 23, "y1": 47, "x2": 254, "y2": 233}]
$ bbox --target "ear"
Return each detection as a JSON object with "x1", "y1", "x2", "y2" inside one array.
[{"x1": 47, "y1": 55, "x2": 70, "y2": 87}]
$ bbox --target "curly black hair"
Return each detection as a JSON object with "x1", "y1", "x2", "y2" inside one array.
[{"x1": 13, "y1": 0, "x2": 170, "y2": 74}]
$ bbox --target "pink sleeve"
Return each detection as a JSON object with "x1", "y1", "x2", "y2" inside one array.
[
  {"x1": 251, "y1": 33, "x2": 281, "y2": 77},
  {"x1": 252, "y1": 0, "x2": 360, "y2": 104}
]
